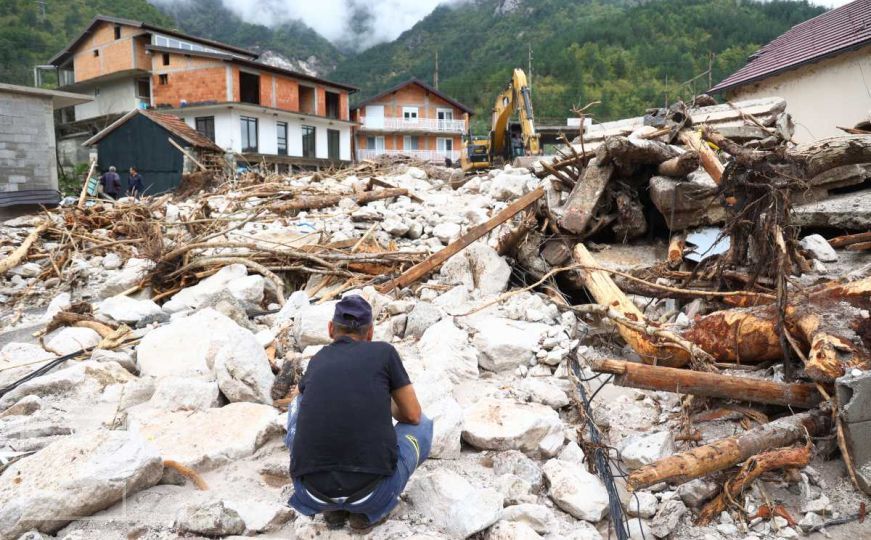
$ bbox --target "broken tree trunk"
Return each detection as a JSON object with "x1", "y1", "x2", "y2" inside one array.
[
  {"x1": 658, "y1": 151, "x2": 700, "y2": 177},
  {"x1": 627, "y1": 407, "x2": 831, "y2": 490},
  {"x1": 76, "y1": 158, "x2": 97, "y2": 210},
  {"x1": 378, "y1": 187, "x2": 544, "y2": 293},
  {"x1": 596, "y1": 136, "x2": 681, "y2": 167},
  {"x1": 272, "y1": 188, "x2": 408, "y2": 213},
  {"x1": 557, "y1": 158, "x2": 614, "y2": 235},
  {"x1": 829, "y1": 231, "x2": 871, "y2": 248},
  {"x1": 678, "y1": 130, "x2": 724, "y2": 184},
  {"x1": 0, "y1": 221, "x2": 49, "y2": 275},
  {"x1": 696, "y1": 444, "x2": 812, "y2": 524},
  {"x1": 590, "y1": 358, "x2": 823, "y2": 408}
]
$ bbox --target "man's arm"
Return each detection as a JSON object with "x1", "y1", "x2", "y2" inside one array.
[{"x1": 391, "y1": 384, "x2": 422, "y2": 425}]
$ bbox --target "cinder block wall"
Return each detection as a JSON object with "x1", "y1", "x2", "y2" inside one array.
[{"x1": 0, "y1": 92, "x2": 58, "y2": 193}]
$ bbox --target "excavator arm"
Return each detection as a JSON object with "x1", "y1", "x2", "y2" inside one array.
[{"x1": 490, "y1": 69, "x2": 540, "y2": 159}]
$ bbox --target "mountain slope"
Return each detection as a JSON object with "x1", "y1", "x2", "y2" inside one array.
[
  {"x1": 330, "y1": 0, "x2": 825, "y2": 128},
  {"x1": 153, "y1": 0, "x2": 345, "y2": 75},
  {"x1": 0, "y1": 0, "x2": 173, "y2": 85}
]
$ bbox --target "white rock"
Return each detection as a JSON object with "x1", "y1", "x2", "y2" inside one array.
[
  {"x1": 214, "y1": 332, "x2": 275, "y2": 404},
  {"x1": 433, "y1": 222, "x2": 462, "y2": 244},
  {"x1": 95, "y1": 295, "x2": 165, "y2": 324},
  {"x1": 100, "y1": 258, "x2": 154, "y2": 297},
  {"x1": 489, "y1": 172, "x2": 529, "y2": 201},
  {"x1": 405, "y1": 302, "x2": 443, "y2": 339},
  {"x1": 0, "y1": 430, "x2": 163, "y2": 538},
  {"x1": 501, "y1": 503, "x2": 554, "y2": 534},
  {"x1": 168, "y1": 264, "x2": 248, "y2": 309},
  {"x1": 101, "y1": 252, "x2": 122, "y2": 270},
  {"x1": 149, "y1": 377, "x2": 221, "y2": 411},
  {"x1": 227, "y1": 275, "x2": 265, "y2": 305},
  {"x1": 619, "y1": 431, "x2": 675, "y2": 470},
  {"x1": 41, "y1": 292, "x2": 71, "y2": 322},
  {"x1": 271, "y1": 290, "x2": 310, "y2": 327},
  {"x1": 127, "y1": 402, "x2": 279, "y2": 470},
  {"x1": 223, "y1": 498, "x2": 293, "y2": 533},
  {"x1": 556, "y1": 521, "x2": 604, "y2": 540},
  {"x1": 407, "y1": 469, "x2": 503, "y2": 538},
  {"x1": 0, "y1": 394, "x2": 42, "y2": 417},
  {"x1": 557, "y1": 441, "x2": 586, "y2": 466},
  {"x1": 407, "y1": 166, "x2": 427, "y2": 180},
  {"x1": 175, "y1": 499, "x2": 245, "y2": 536},
  {"x1": 9, "y1": 262, "x2": 41, "y2": 277},
  {"x1": 542, "y1": 458, "x2": 609, "y2": 522},
  {"x1": 90, "y1": 348, "x2": 137, "y2": 373},
  {"x1": 486, "y1": 520, "x2": 542, "y2": 540},
  {"x1": 462, "y1": 398, "x2": 564, "y2": 457},
  {"x1": 0, "y1": 342, "x2": 55, "y2": 369},
  {"x1": 520, "y1": 378, "x2": 570, "y2": 409},
  {"x1": 677, "y1": 478, "x2": 719, "y2": 508},
  {"x1": 493, "y1": 450, "x2": 543, "y2": 489},
  {"x1": 650, "y1": 499, "x2": 687, "y2": 538},
  {"x1": 0, "y1": 360, "x2": 133, "y2": 410},
  {"x1": 382, "y1": 216, "x2": 410, "y2": 236},
  {"x1": 799, "y1": 234, "x2": 838, "y2": 262},
  {"x1": 294, "y1": 301, "x2": 337, "y2": 348},
  {"x1": 627, "y1": 491, "x2": 658, "y2": 518},
  {"x1": 440, "y1": 242, "x2": 512, "y2": 296},
  {"x1": 471, "y1": 318, "x2": 549, "y2": 372},
  {"x1": 44, "y1": 327, "x2": 101, "y2": 356},
  {"x1": 418, "y1": 318, "x2": 478, "y2": 384},
  {"x1": 428, "y1": 396, "x2": 464, "y2": 459}
]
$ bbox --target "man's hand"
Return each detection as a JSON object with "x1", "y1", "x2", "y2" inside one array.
[{"x1": 391, "y1": 384, "x2": 422, "y2": 425}]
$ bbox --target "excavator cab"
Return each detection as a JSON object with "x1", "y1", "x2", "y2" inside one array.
[{"x1": 460, "y1": 135, "x2": 491, "y2": 172}]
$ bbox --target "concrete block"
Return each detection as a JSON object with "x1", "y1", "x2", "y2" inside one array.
[{"x1": 837, "y1": 371, "x2": 871, "y2": 424}]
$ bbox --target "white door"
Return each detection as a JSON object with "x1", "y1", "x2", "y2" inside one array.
[
  {"x1": 373, "y1": 136, "x2": 385, "y2": 151},
  {"x1": 365, "y1": 105, "x2": 384, "y2": 129},
  {"x1": 437, "y1": 109, "x2": 453, "y2": 130},
  {"x1": 437, "y1": 137, "x2": 453, "y2": 152}
]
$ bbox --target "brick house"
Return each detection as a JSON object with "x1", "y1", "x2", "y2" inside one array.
[
  {"x1": 42, "y1": 15, "x2": 357, "y2": 169},
  {"x1": 351, "y1": 79, "x2": 473, "y2": 164}
]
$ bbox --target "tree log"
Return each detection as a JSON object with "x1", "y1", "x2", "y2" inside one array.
[
  {"x1": 829, "y1": 231, "x2": 871, "y2": 248},
  {"x1": 0, "y1": 221, "x2": 49, "y2": 275},
  {"x1": 272, "y1": 187, "x2": 407, "y2": 213},
  {"x1": 627, "y1": 407, "x2": 831, "y2": 490},
  {"x1": 657, "y1": 151, "x2": 700, "y2": 177},
  {"x1": 557, "y1": 158, "x2": 614, "y2": 235},
  {"x1": 696, "y1": 444, "x2": 811, "y2": 524},
  {"x1": 668, "y1": 234, "x2": 685, "y2": 268},
  {"x1": 596, "y1": 136, "x2": 681, "y2": 167},
  {"x1": 678, "y1": 130, "x2": 724, "y2": 184},
  {"x1": 590, "y1": 358, "x2": 822, "y2": 408}
]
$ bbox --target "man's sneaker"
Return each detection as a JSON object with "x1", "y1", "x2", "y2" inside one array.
[
  {"x1": 348, "y1": 513, "x2": 386, "y2": 533},
  {"x1": 323, "y1": 510, "x2": 349, "y2": 529}
]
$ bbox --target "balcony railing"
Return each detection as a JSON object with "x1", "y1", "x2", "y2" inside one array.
[
  {"x1": 359, "y1": 117, "x2": 466, "y2": 133},
  {"x1": 357, "y1": 149, "x2": 460, "y2": 163}
]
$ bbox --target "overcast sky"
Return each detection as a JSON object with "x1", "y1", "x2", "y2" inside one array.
[{"x1": 156, "y1": 0, "x2": 857, "y2": 51}]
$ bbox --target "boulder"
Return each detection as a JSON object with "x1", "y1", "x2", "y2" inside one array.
[
  {"x1": 462, "y1": 399, "x2": 564, "y2": 457},
  {"x1": 0, "y1": 343, "x2": 55, "y2": 369},
  {"x1": 492, "y1": 450, "x2": 544, "y2": 490},
  {"x1": 471, "y1": 318, "x2": 548, "y2": 372},
  {"x1": 405, "y1": 302, "x2": 443, "y2": 339},
  {"x1": 427, "y1": 396, "x2": 464, "y2": 459},
  {"x1": 0, "y1": 430, "x2": 163, "y2": 538},
  {"x1": 677, "y1": 478, "x2": 719, "y2": 508},
  {"x1": 90, "y1": 348, "x2": 137, "y2": 374},
  {"x1": 293, "y1": 301, "x2": 337, "y2": 348},
  {"x1": 166, "y1": 264, "x2": 249, "y2": 310},
  {"x1": 542, "y1": 459, "x2": 609, "y2": 522},
  {"x1": 496, "y1": 474, "x2": 534, "y2": 505},
  {"x1": 0, "y1": 395, "x2": 42, "y2": 418},
  {"x1": 557, "y1": 441, "x2": 586, "y2": 466},
  {"x1": 127, "y1": 402, "x2": 279, "y2": 470},
  {"x1": 174, "y1": 500, "x2": 245, "y2": 537},
  {"x1": 500, "y1": 503, "x2": 555, "y2": 534},
  {"x1": 407, "y1": 469, "x2": 503, "y2": 538},
  {"x1": 148, "y1": 377, "x2": 221, "y2": 411},
  {"x1": 626, "y1": 491, "x2": 658, "y2": 518},
  {"x1": 214, "y1": 333, "x2": 274, "y2": 404},
  {"x1": 417, "y1": 319, "x2": 479, "y2": 384},
  {"x1": 95, "y1": 295, "x2": 165, "y2": 325},
  {"x1": 223, "y1": 498, "x2": 293, "y2": 533},
  {"x1": 41, "y1": 292, "x2": 71, "y2": 322},
  {"x1": 489, "y1": 172, "x2": 529, "y2": 201},
  {"x1": 433, "y1": 222, "x2": 462, "y2": 244},
  {"x1": 0, "y1": 360, "x2": 134, "y2": 410},
  {"x1": 440, "y1": 242, "x2": 511, "y2": 296},
  {"x1": 43, "y1": 327, "x2": 101, "y2": 356},
  {"x1": 486, "y1": 520, "x2": 542, "y2": 540},
  {"x1": 227, "y1": 275, "x2": 265, "y2": 305},
  {"x1": 650, "y1": 499, "x2": 687, "y2": 538},
  {"x1": 520, "y1": 378, "x2": 570, "y2": 409},
  {"x1": 100, "y1": 258, "x2": 154, "y2": 297},
  {"x1": 619, "y1": 431, "x2": 675, "y2": 470},
  {"x1": 799, "y1": 234, "x2": 838, "y2": 262}
]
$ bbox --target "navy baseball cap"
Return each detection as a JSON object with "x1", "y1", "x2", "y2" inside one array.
[{"x1": 333, "y1": 295, "x2": 373, "y2": 329}]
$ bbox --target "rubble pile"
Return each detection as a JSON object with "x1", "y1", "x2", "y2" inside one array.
[{"x1": 1, "y1": 98, "x2": 870, "y2": 539}]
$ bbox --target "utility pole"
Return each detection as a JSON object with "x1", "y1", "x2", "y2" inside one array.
[
  {"x1": 708, "y1": 52, "x2": 714, "y2": 91},
  {"x1": 434, "y1": 50, "x2": 439, "y2": 90},
  {"x1": 528, "y1": 44, "x2": 533, "y2": 91},
  {"x1": 36, "y1": 0, "x2": 47, "y2": 20}
]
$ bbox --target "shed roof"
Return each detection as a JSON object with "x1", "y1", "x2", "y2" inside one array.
[
  {"x1": 84, "y1": 109, "x2": 223, "y2": 152},
  {"x1": 0, "y1": 82, "x2": 92, "y2": 109},
  {"x1": 352, "y1": 78, "x2": 474, "y2": 115},
  {"x1": 711, "y1": 0, "x2": 871, "y2": 93}
]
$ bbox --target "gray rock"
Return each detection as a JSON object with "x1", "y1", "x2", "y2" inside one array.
[
  {"x1": 471, "y1": 318, "x2": 549, "y2": 372},
  {"x1": 493, "y1": 450, "x2": 544, "y2": 490},
  {"x1": 227, "y1": 275, "x2": 265, "y2": 305},
  {"x1": 520, "y1": 378, "x2": 570, "y2": 409},
  {"x1": 90, "y1": 348, "x2": 137, "y2": 374},
  {"x1": 428, "y1": 396, "x2": 464, "y2": 459},
  {"x1": 407, "y1": 469, "x2": 503, "y2": 538},
  {"x1": 650, "y1": 499, "x2": 688, "y2": 538},
  {"x1": 799, "y1": 234, "x2": 838, "y2": 262},
  {"x1": 166, "y1": 264, "x2": 249, "y2": 310},
  {"x1": 677, "y1": 478, "x2": 719, "y2": 508},
  {"x1": 463, "y1": 399, "x2": 564, "y2": 457},
  {"x1": 100, "y1": 258, "x2": 154, "y2": 297},
  {"x1": 619, "y1": 431, "x2": 675, "y2": 470},
  {"x1": 557, "y1": 441, "x2": 586, "y2": 466},
  {"x1": 214, "y1": 330, "x2": 275, "y2": 404},
  {"x1": 293, "y1": 301, "x2": 337, "y2": 348},
  {"x1": 0, "y1": 395, "x2": 42, "y2": 418},
  {"x1": 433, "y1": 222, "x2": 462, "y2": 243},
  {"x1": 440, "y1": 242, "x2": 512, "y2": 296},
  {"x1": 496, "y1": 473, "x2": 534, "y2": 505},
  {"x1": 9, "y1": 262, "x2": 41, "y2": 278},
  {"x1": 542, "y1": 458, "x2": 609, "y2": 522},
  {"x1": 0, "y1": 430, "x2": 163, "y2": 538},
  {"x1": 174, "y1": 500, "x2": 245, "y2": 536},
  {"x1": 405, "y1": 302, "x2": 443, "y2": 339},
  {"x1": 626, "y1": 491, "x2": 658, "y2": 518}
]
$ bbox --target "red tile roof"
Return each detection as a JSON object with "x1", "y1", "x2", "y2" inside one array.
[{"x1": 711, "y1": 0, "x2": 871, "y2": 93}]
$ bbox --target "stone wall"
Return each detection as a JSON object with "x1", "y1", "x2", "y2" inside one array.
[{"x1": 0, "y1": 91, "x2": 57, "y2": 193}]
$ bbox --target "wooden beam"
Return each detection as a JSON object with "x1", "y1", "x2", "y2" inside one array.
[
  {"x1": 168, "y1": 138, "x2": 207, "y2": 172},
  {"x1": 272, "y1": 187, "x2": 408, "y2": 213},
  {"x1": 679, "y1": 130, "x2": 724, "y2": 184},
  {"x1": 590, "y1": 358, "x2": 822, "y2": 408},
  {"x1": 76, "y1": 158, "x2": 97, "y2": 209},
  {"x1": 0, "y1": 221, "x2": 49, "y2": 275},
  {"x1": 378, "y1": 187, "x2": 544, "y2": 293}
]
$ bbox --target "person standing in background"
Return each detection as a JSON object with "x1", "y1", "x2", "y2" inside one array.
[
  {"x1": 128, "y1": 167, "x2": 145, "y2": 199},
  {"x1": 98, "y1": 166, "x2": 122, "y2": 200}
]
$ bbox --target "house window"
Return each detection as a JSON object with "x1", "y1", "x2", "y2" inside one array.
[
  {"x1": 93, "y1": 49, "x2": 99, "y2": 57},
  {"x1": 136, "y1": 79, "x2": 150, "y2": 101},
  {"x1": 114, "y1": 25, "x2": 121, "y2": 40},
  {"x1": 299, "y1": 86, "x2": 315, "y2": 115},
  {"x1": 94, "y1": 87, "x2": 101, "y2": 96},
  {"x1": 402, "y1": 107, "x2": 419, "y2": 122},
  {"x1": 437, "y1": 108, "x2": 454, "y2": 129},
  {"x1": 195, "y1": 116, "x2": 215, "y2": 142},
  {"x1": 239, "y1": 71, "x2": 260, "y2": 105},
  {"x1": 327, "y1": 129, "x2": 340, "y2": 160},
  {"x1": 241, "y1": 116, "x2": 258, "y2": 153},
  {"x1": 162, "y1": 53, "x2": 170, "y2": 66},
  {"x1": 403, "y1": 135, "x2": 420, "y2": 150},
  {"x1": 302, "y1": 125, "x2": 316, "y2": 157},
  {"x1": 276, "y1": 121, "x2": 288, "y2": 155},
  {"x1": 437, "y1": 137, "x2": 453, "y2": 152},
  {"x1": 325, "y1": 91, "x2": 340, "y2": 119},
  {"x1": 159, "y1": 74, "x2": 168, "y2": 85},
  {"x1": 366, "y1": 136, "x2": 385, "y2": 151}
]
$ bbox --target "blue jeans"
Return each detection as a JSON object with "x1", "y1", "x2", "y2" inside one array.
[{"x1": 285, "y1": 396, "x2": 433, "y2": 523}]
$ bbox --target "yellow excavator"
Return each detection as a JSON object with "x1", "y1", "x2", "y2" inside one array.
[{"x1": 461, "y1": 68, "x2": 542, "y2": 172}]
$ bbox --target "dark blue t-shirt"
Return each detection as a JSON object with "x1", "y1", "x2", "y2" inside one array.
[{"x1": 291, "y1": 336, "x2": 411, "y2": 496}]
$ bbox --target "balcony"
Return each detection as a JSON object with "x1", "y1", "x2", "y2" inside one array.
[
  {"x1": 357, "y1": 149, "x2": 460, "y2": 163},
  {"x1": 359, "y1": 117, "x2": 466, "y2": 133}
]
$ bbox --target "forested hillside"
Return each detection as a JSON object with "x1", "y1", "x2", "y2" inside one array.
[
  {"x1": 0, "y1": 0, "x2": 173, "y2": 85},
  {"x1": 330, "y1": 0, "x2": 824, "y2": 128}
]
